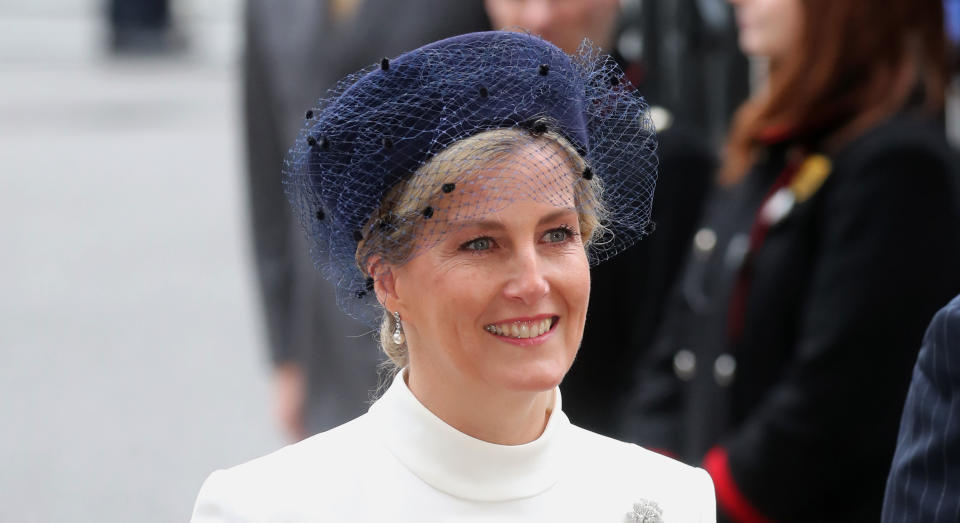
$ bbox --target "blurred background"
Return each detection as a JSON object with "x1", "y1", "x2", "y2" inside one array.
[
  {"x1": 2, "y1": 1, "x2": 959, "y2": 522},
  {"x1": 0, "y1": 1, "x2": 281, "y2": 522}
]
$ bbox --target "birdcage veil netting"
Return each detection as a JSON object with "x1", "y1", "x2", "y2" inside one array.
[{"x1": 283, "y1": 31, "x2": 658, "y2": 325}]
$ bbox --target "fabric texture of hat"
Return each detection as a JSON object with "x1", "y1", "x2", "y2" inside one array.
[{"x1": 283, "y1": 31, "x2": 658, "y2": 324}]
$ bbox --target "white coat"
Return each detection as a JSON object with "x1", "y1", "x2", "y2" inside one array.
[{"x1": 191, "y1": 372, "x2": 715, "y2": 522}]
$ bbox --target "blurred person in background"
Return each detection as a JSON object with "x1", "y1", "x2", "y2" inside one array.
[
  {"x1": 882, "y1": 293, "x2": 960, "y2": 522},
  {"x1": 484, "y1": 0, "x2": 751, "y2": 150},
  {"x1": 620, "y1": 0, "x2": 750, "y2": 148},
  {"x1": 485, "y1": 0, "x2": 742, "y2": 435},
  {"x1": 244, "y1": 0, "x2": 488, "y2": 441},
  {"x1": 623, "y1": 0, "x2": 960, "y2": 520}
]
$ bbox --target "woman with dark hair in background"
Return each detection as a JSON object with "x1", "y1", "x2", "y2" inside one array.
[{"x1": 624, "y1": 0, "x2": 960, "y2": 520}]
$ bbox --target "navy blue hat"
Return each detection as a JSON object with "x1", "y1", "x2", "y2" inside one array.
[{"x1": 283, "y1": 31, "x2": 657, "y2": 323}]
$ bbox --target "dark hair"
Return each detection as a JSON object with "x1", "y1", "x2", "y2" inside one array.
[{"x1": 721, "y1": 0, "x2": 948, "y2": 183}]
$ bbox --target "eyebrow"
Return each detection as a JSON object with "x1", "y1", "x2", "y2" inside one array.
[{"x1": 452, "y1": 207, "x2": 578, "y2": 231}]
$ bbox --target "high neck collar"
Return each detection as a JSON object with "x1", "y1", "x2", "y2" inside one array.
[{"x1": 369, "y1": 371, "x2": 570, "y2": 501}]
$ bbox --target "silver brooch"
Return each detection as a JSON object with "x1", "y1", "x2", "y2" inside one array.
[{"x1": 626, "y1": 499, "x2": 664, "y2": 523}]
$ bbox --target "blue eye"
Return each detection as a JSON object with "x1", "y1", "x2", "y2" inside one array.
[
  {"x1": 543, "y1": 227, "x2": 574, "y2": 243},
  {"x1": 462, "y1": 237, "x2": 493, "y2": 251}
]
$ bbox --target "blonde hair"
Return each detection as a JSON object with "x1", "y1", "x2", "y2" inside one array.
[{"x1": 355, "y1": 128, "x2": 606, "y2": 369}]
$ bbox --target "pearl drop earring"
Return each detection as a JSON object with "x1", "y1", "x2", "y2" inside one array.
[{"x1": 392, "y1": 311, "x2": 405, "y2": 345}]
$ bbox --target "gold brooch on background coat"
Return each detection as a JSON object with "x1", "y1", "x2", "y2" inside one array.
[
  {"x1": 759, "y1": 154, "x2": 832, "y2": 226},
  {"x1": 625, "y1": 499, "x2": 664, "y2": 522}
]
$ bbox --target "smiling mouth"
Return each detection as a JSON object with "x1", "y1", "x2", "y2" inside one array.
[{"x1": 483, "y1": 316, "x2": 559, "y2": 339}]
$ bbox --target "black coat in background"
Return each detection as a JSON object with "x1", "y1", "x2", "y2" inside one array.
[
  {"x1": 562, "y1": 0, "x2": 746, "y2": 435},
  {"x1": 623, "y1": 112, "x2": 960, "y2": 521},
  {"x1": 563, "y1": 124, "x2": 714, "y2": 435}
]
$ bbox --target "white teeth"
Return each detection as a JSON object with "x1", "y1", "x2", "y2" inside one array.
[{"x1": 484, "y1": 318, "x2": 556, "y2": 339}]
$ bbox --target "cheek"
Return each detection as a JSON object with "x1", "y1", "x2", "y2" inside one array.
[
  {"x1": 410, "y1": 259, "x2": 497, "y2": 331},
  {"x1": 446, "y1": 268, "x2": 498, "y2": 325},
  {"x1": 554, "y1": 253, "x2": 591, "y2": 316}
]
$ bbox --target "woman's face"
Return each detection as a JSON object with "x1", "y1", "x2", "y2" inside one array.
[
  {"x1": 388, "y1": 142, "x2": 591, "y2": 394},
  {"x1": 728, "y1": 0, "x2": 803, "y2": 61}
]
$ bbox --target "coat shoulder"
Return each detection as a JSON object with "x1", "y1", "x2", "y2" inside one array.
[
  {"x1": 833, "y1": 114, "x2": 957, "y2": 176},
  {"x1": 191, "y1": 414, "x2": 383, "y2": 521},
  {"x1": 568, "y1": 424, "x2": 699, "y2": 475},
  {"x1": 823, "y1": 114, "x2": 960, "y2": 225},
  {"x1": 222, "y1": 412, "x2": 376, "y2": 480},
  {"x1": 565, "y1": 424, "x2": 717, "y2": 522}
]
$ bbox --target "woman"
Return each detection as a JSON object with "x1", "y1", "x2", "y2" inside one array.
[
  {"x1": 192, "y1": 31, "x2": 715, "y2": 521},
  {"x1": 623, "y1": 0, "x2": 960, "y2": 521}
]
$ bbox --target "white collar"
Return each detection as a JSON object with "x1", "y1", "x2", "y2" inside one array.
[{"x1": 368, "y1": 371, "x2": 570, "y2": 502}]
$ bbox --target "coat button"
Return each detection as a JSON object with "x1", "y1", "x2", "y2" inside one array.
[
  {"x1": 713, "y1": 354, "x2": 737, "y2": 386},
  {"x1": 673, "y1": 349, "x2": 697, "y2": 381},
  {"x1": 693, "y1": 228, "x2": 717, "y2": 259}
]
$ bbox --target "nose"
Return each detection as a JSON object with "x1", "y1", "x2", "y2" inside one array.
[{"x1": 502, "y1": 244, "x2": 550, "y2": 304}]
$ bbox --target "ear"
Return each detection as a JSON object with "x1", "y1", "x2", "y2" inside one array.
[{"x1": 367, "y1": 255, "x2": 400, "y2": 312}]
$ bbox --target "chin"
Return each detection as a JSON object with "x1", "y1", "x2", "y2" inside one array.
[
  {"x1": 495, "y1": 359, "x2": 571, "y2": 393},
  {"x1": 738, "y1": 33, "x2": 763, "y2": 57}
]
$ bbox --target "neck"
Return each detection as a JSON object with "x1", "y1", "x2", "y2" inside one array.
[{"x1": 404, "y1": 363, "x2": 555, "y2": 446}]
